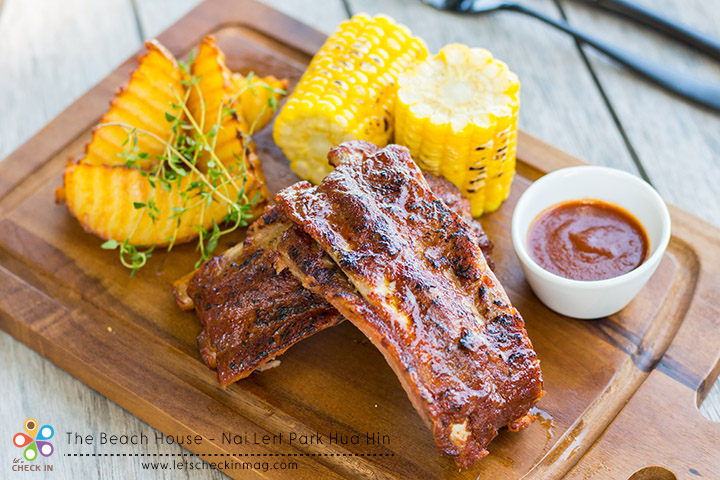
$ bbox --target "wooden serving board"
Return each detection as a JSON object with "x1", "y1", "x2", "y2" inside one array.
[{"x1": 0, "y1": 1, "x2": 718, "y2": 478}]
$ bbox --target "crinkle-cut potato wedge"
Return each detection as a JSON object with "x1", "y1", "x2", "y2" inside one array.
[
  {"x1": 232, "y1": 73, "x2": 289, "y2": 132},
  {"x1": 60, "y1": 161, "x2": 264, "y2": 247},
  {"x1": 187, "y1": 36, "x2": 250, "y2": 138},
  {"x1": 83, "y1": 40, "x2": 184, "y2": 170},
  {"x1": 187, "y1": 35, "x2": 271, "y2": 206},
  {"x1": 57, "y1": 37, "x2": 282, "y2": 251}
]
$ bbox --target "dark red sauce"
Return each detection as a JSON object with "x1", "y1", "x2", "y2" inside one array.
[{"x1": 527, "y1": 199, "x2": 649, "y2": 281}]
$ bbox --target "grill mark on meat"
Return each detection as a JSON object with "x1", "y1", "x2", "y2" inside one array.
[
  {"x1": 181, "y1": 206, "x2": 343, "y2": 386},
  {"x1": 173, "y1": 148, "x2": 496, "y2": 386},
  {"x1": 274, "y1": 142, "x2": 543, "y2": 468}
]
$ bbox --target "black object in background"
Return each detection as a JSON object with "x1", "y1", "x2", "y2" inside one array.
[{"x1": 423, "y1": 0, "x2": 720, "y2": 112}]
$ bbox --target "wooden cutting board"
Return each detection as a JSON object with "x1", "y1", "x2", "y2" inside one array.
[{"x1": 0, "y1": 1, "x2": 718, "y2": 478}]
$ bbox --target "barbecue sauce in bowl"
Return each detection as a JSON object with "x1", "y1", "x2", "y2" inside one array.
[{"x1": 527, "y1": 200, "x2": 649, "y2": 281}]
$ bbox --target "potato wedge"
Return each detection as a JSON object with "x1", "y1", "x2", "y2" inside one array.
[
  {"x1": 187, "y1": 36, "x2": 249, "y2": 137},
  {"x1": 60, "y1": 160, "x2": 266, "y2": 247},
  {"x1": 187, "y1": 35, "x2": 270, "y2": 207},
  {"x1": 83, "y1": 40, "x2": 184, "y2": 170},
  {"x1": 232, "y1": 73, "x2": 289, "y2": 133},
  {"x1": 59, "y1": 38, "x2": 278, "y2": 255}
]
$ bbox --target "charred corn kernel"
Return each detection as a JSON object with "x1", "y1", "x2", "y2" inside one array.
[
  {"x1": 273, "y1": 14, "x2": 428, "y2": 184},
  {"x1": 395, "y1": 43, "x2": 520, "y2": 217},
  {"x1": 84, "y1": 40, "x2": 184, "y2": 170}
]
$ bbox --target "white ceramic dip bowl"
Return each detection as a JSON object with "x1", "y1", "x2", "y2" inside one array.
[{"x1": 511, "y1": 166, "x2": 671, "y2": 319}]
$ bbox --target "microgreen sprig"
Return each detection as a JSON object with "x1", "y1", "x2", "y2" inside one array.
[{"x1": 96, "y1": 63, "x2": 277, "y2": 275}]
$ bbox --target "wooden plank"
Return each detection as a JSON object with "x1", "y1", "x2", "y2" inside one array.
[
  {"x1": 701, "y1": 380, "x2": 720, "y2": 421},
  {"x1": 571, "y1": 370, "x2": 720, "y2": 479},
  {"x1": 0, "y1": 0, "x2": 141, "y2": 160},
  {"x1": 0, "y1": 2, "x2": 213, "y2": 479},
  {"x1": 567, "y1": 203, "x2": 720, "y2": 479},
  {"x1": 558, "y1": 0, "x2": 720, "y2": 226},
  {"x1": 0, "y1": 331, "x2": 227, "y2": 480},
  {"x1": 345, "y1": 0, "x2": 640, "y2": 174},
  {"x1": 132, "y1": 0, "x2": 202, "y2": 39},
  {"x1": 558, "y1": 0, "x2": 720, "y2": 422},
  {"x1": 1, "y1": 2, "x2": 719, "y2": 478},
  {"x1": 0, "y1": 2, "x2": 235, "y2": 478},
  {"x1": 133, "y1": 0, "x2": 347, "y2": 41},
  {"x1": 255, "y1": 0, "x2": 348, "y2": 34}
]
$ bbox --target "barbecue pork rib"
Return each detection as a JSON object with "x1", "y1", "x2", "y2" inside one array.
[
  {"x1": 175, "y1": 142, "x2": 493, "y2": 386},
  {"x1": 275, "y1": 143, "x2": 543, "y2": 468},
  {"x1": 384, "y1": 154, "x2": 493, "y2": 269},
  {"x1": 181, "y1": 205, "x2": 343, "y2": 386}
]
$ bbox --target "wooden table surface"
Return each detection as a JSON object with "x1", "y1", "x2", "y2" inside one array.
[{"x1": 1, "y1": 0, "x2": 718, "y2": 478}]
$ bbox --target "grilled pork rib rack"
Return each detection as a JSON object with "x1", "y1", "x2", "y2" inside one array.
[
  {"x1": 174, "y1": 144, "x2": 493, "y2": 385},
  {"x1": 175, "y1": 141, "x2": 542, "y2": 467},
  {"x1": 178, "y1": 205, "x2": 343, "y2": 385}
]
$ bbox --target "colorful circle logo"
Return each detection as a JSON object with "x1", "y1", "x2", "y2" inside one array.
[{"x1": 13, "y1": 418, "x2": 54, "y2": 461}]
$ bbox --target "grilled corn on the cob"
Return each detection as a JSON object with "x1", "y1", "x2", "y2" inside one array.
[
  {"x1": 395, "y1": 43, "x2": 520, "y2": 216},
  {"x1": 273, "y1": 14, "x2": 428, "y2": 184}
]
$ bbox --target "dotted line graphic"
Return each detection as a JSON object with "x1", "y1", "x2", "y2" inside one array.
[{"x1": 64, "y1": 453, "x2": 394, "y2": 457}]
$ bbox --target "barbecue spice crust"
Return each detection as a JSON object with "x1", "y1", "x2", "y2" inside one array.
[
  {"x1": 275, "y1": 142, "x2": 543, "y2": 467},
  {"x1": 174, "y1": 146, "x2": 494, "y2": 386},
  {"x1": 175, "y1": 141, "x2": 541, "y2": 467}
]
